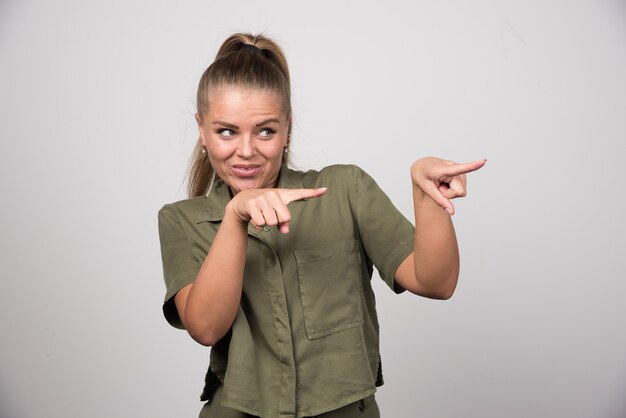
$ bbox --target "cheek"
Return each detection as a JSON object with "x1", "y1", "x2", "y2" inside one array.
[
  {"x1": 206, "y1": 138, "x2": 234, "y2": 160},
  {"x1": 259, "y1": 142, "x2": 285, "y2": 159},
  {"x1": 259, "y1": 132, "x2": 288, "y2": 159}
]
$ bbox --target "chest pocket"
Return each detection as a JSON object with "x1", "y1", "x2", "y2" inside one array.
[{"x1": 294, "y1": 239, "x2": 364, "y2": 339}]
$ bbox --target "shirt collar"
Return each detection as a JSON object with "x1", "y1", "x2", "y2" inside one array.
[{"x1": 195, "y1": 164, "x2": 304, "y2": 224}]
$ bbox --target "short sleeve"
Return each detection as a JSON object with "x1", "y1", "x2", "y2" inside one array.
[
  {"x1": 158, "y1": 204, "x2": 201, "y2": 328},
  {"x1": 352, "y1": 166, "x2": 415, "y2": 293}
]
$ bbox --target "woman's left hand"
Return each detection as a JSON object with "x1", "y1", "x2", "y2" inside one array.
[{"x1": 410, "y1": 157, "x2": 486, "y2": 215}]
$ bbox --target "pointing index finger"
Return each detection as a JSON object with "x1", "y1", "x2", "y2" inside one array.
[
  {"x1": 444, "y1": 159, "x2": 487, "y2": 176},
  {"x1": 281, "y1": 187, "x2": 328, "y2": 204}
]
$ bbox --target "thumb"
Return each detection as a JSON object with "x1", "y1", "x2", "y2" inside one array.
[
  {"x1": 423, "y1": 183, "x2": 455, "y2": 215},
  {"x1": 278, "y1": 221, "x2": 290, "y2": 234}
]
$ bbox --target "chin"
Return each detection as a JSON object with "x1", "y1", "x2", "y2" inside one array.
[{"x1": 229, "y1": 179, "x2": 262, "y2": 194}]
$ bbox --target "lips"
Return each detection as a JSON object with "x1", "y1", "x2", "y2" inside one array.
[{"x1": 230, "y1": 164, "x2": 263, "y2": 178}]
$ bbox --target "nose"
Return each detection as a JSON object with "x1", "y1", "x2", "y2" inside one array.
[{"x1": 237, "y1": 135, "x2": 256, "y2": 159}]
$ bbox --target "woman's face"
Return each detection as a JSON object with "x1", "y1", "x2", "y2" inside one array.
[{"x1": 197, "y1": 86, "x2": 289, "y2": 195}]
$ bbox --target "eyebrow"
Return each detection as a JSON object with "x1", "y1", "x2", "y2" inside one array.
[
  {"x1": 212, "y1": 118, "x2": 280, "y2": 129},
  {"x1": 255, "y1": 118, "x2": 280, "y2": 127},
  {"x1": 212, "y1": 120, "x2": 238, "y2": 129}
]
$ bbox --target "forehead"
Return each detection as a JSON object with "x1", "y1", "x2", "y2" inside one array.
[{"x1": 207, "y1": 86, "x2": 284, "y2": 121}]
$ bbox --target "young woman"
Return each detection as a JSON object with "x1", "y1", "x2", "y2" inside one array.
[{"x1": 158, "y1": 33, "x2": 485, "y2": 418}]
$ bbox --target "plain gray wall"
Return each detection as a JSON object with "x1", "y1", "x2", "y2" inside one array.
[{"x1": 1, "y1": 1, "x2": 625, "y2": 417}]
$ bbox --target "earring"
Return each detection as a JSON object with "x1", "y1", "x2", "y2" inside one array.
[{"x1": 201, "y1": 148, "x2": 207, "y2": 155}]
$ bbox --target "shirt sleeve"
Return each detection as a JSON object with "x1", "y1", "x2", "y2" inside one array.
[
  {"x1": 158, "y1": 204, "x2": 202, "y2": 328},
  {"x1": 352, "y1": 166, "x2": 415, "y2": 293}
]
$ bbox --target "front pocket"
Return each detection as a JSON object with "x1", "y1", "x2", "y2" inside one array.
[{"x1": 294, "y1": 239, "x2": 364, "y2": 339}]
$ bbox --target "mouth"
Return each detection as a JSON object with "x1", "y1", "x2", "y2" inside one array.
[{"x1": 230, "y1": 164, "x2": 263, "y2": 178}]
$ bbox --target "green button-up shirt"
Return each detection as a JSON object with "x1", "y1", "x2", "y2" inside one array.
[{"x1": 158, "y1": 165, "x2": 415, "y2": 418}]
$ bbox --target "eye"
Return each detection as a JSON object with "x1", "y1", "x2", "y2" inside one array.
[
  {"x1": 216, "y1": 128, "x2": 236, "y2": 138},
  {"x1": 258, "y1": 127, "x2": 276, "y2": 139}
]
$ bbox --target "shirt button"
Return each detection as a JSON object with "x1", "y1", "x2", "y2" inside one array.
[{"x1": 263, "y1": 225, "x2": 270, "y2": 232}]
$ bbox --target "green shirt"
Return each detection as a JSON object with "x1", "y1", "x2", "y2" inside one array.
[{"x1": 158, "y1": 165, "x2": 415, "y2": 418}]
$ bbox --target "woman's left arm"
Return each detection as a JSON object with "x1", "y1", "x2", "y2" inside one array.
[{"x1": 395, "y1": 157, "x2": 486, "y2": 299}]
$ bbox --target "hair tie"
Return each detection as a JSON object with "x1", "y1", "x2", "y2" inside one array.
[{"x1": 241, "y1": 43, "x2": 261, "y2": 54}]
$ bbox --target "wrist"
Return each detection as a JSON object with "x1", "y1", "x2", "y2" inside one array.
[
  {"x1": 412, "y1": 182, "x2": 443, "y2": 211},
  {"x1": 224, "y1": 202, "x2": 249, "y2": 229}
]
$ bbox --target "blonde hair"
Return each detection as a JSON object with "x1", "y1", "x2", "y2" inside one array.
[{"x1": 187, "y1": 33, "x2": 292, "y2": 198}]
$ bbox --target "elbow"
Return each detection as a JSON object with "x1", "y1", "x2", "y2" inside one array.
[
  {"x1": 190, "y1": 333, "x2": 217, "y2": 347},
  {"x1": 187, "y1": 325, "x2": 227, "y2": 347},
  {"x1": 434, "y1": 274, "x2": 458, "y2": 300},
  {"x1": 188, "y1": 330, "x2": 220, "y2": 347},
  {"x1": 414, "y1": 271, "x2": 458, "y2": 300},
  {"x1": 181, "y1": 304, "x2": 233, "y2": 347},
  {"x1": 429, "y1": 265, "x2": 459, "y2": 300},
  {"x1": 431, "y1": 285, "x2": 456, "y2": 300},
  {"x1": 416, "y1": 283, "x2": 456, "y2": 300}
]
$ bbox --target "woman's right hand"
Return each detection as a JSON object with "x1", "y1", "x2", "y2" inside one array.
[{"x1": 226, "y1": 188, "x2": 328, "y2": 234}]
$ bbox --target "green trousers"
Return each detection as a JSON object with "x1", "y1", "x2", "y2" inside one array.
[{"x1": 199, "y1": 385, "x2": 380, "y2": 418}]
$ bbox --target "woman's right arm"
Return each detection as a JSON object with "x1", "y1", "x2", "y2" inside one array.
[
  {"x1": 175, "y1": 207, "x2": 248, "y2": 346},
  {"x1": 174, "y1": 187, "x2": 327, "y2": 346}
]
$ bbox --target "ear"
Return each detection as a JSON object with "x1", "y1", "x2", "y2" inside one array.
[
  {"x1": 284, "y1": 131, "x2": 291, "y2": 149},
  {"x1": 195, "y1": 112, "x2": 207, "y2": 145}
]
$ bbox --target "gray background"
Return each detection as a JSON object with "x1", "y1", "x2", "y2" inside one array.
[{"x1": 1, "y1": 1, "x2": 625, "y2": 417}]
